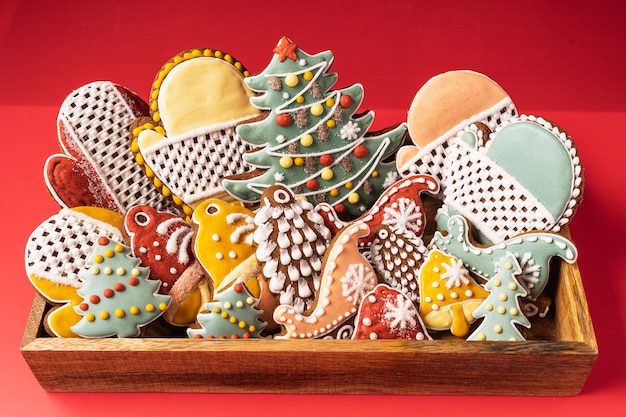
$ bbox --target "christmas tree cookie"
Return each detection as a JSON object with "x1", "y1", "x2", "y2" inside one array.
[
  {"x1": 71, "y1": 236, "x2": 171, "y2": 338},
  {"x1": 222, "y1": 36, "x2": 407, "y2": 219},
  {"x1": 468, "y1": 254, "x2": 530, "y2": 341},
  {"x1": 187, "y1": 279, "x2": 267, "y2": 339}
]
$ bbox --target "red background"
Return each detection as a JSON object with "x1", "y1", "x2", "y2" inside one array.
[{"x1": 1, "y1": 0, "x2": 625, "y2": 415}]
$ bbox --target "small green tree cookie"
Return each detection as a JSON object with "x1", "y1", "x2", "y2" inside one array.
[
  {"x1": 187, "y1": 279, "x2": 267, "y2": 339},
  {"x1": 467, "y1": 253, "x2": 530, "y2": 341},
  {"x1": 71, "y1": 236, "x2": 171, "y2": 338}
]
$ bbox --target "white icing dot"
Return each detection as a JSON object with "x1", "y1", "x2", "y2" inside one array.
[
  {"x1": 139, "y1": 247, "x2": 148, "y2": 253},
  {"x1": 229, "y1": 251, "x2": 237, "y2": 259},
  {"x1": 369, "y1": 332, "x2": 378, "y2": 340},
  {"x1": 432, "y1": 281, "x2": 440, "y2": 288},
  {"x1": 450, "y1": 292, "x2": 458, "y2": 299},
  {"x1": 162, "y1": 282, "x2": 168, "y2": 287},
  {"x1": 367, "y1": 295, "x2": 377, "y2": 303},
  {"x1": 216, "y1": 252, "x2": 224, "y2": 260},
  {"x1": 212, "y1": 233, "x2": 220, "y2": 242},
  {"x1": 282, "y1": 92, "x2": 290, "y2": 99},
  {"x1": 153, "y1": 241, "x2": 160, "y2": 247},
  {"x1": 433, "y1": 267, "x2": 440, "y2": 273},
  {"x1": 169, "y1": 267, "x2": 177, "y2": 275},
  {"x1": 362, "y1": 317, "x2": 372, "y2": 327},
  {"x1": 155, "y1": 255, "x2": 162, "y2": 261},
  {"x1": 425, "y1": 296, "x2": 432, "y2": 303},
  {"x1": 276, "y1": 135, "x2": 286, "y2": 143},
  {"x1": 436, "y1": 293, "x2": 444, "y2": 301},
  {"x1": 432, "y1": 304, "x2": 439, "y2": 311},
  {"x1": 416, "y1": 332, "x2": 425, "y2": 341},
  {"x1": 465, "y1": 290, "x2": 474, "y2": 297}
]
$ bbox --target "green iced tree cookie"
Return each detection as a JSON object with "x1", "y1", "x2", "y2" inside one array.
[
  {"x1": 467, "y1": 253, "x2": 530, "y2": 341},
  {"x1": 187, "y1": 279, "x2": 267, "y2": 339},
  {"x1": 71, "y1": 236, "x2": 171, "y2": 338},
  {"x1": 222, "y1": 36, "x2": 406, "y2": 219}
]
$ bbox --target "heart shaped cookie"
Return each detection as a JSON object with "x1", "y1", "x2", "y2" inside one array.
[{"x1": 44, "y1": 81, "x2": 173, "y2": 214}]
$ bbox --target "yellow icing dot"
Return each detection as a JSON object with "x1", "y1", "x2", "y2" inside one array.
[
  {"x1": 104, "y1": 249, "x2": 115, "y2": 258},
  {"x1": 153, "y1": 112, "x2": 161, "y2": 123},
  {"x1": 371, "y1": 170, "x2": 379, "y2": 178},
  {"x1": 509, "y1": 282, "x2": 517, "y2": 290},
  {"x1": 229, "y1": 316, "x2": 237, "y2": 324},
  {"x1": 224, "y1": 53, "x2": 234, "y2": 63},
  {"x1": 348, "y1": 193, "x2": 360, "y2": 204},
  {"x1": 300, "y1": 134, "x2": 314, "y2": 147},
  {"x1": 91, "y1": 267, "x2": 100, "y2": 275},
  {"x1": 204, "y1": 49, "x2": 213, "y2": 57},
  {"x1": 172, "y1": 195, "x2": 183, "y2": 205},
  {"x1": 238, "y1": 321, "x2": 247, "y2": 329},
  {"x1": 116, "y1": 267, "x2": 125, "y2": 276},
  {"x1": 135, "y1": 153, "x2": 145, "y2": 165},
  {"x1": 246, "y1": 297, "x2": 255, "y2": 305},
  {"x1": 485, "y1": 304, "x2": 494, "y2": 311},
  {"x1": 499, "y1": 293, "x2": 508, "y2": 301},
  {"x1": 497, "y1": 306, "x2": 506, "y2": 314},
  {"x1": 173, "y1": 55, "x2": 184, "y2": 63},
  {"x1": 345, "y1": 182, "x2": 353, "y2": 189},
  {"x1": 150, "y1": 102, "x2": 158, "y2": 111},
  {"x1": 279, "y1": 156, "x2": 294, "y2": 168},
  {"x1": 214, "y1": 50, "x2": 224, "y2": 58},
  {"x1": 86, "y1": 313, "x2": 95, "y2": 322},
  {"x1": 285, "y1": 74, "x2": 299, "y2": 87},
  {"x1": 129, "y1": 306, "x2": 139, "y2": 315},
  {"x1": 248, "y1": 325, "x2": 256, "y2": 332},
  {"x1": 326, "y1": 119, "x2": 336, "y2": 128},
  {"x1": 224, "y1": 302, "x2": 232, "y2": 310},
  {"x1": 476, "y1": 333, "x2": 486, "y2": 341},
  {"x1": 321, "y1": 168, "x2": 334, "y2": 181},
  {"x1": 115, "y1": 308, "x2": 125, "y2": 318},
  {"x1": 183, "y1": 52, "x2": 193, "y2": 60},
  {"x1": 103, "y1": 267, "x2": 113, "y2": 275},
  {"x1": 303, "y1": 71, "x2": 313, "y2": 81},
  {"x1": 494, "y1": 325, "x2": 503, "y2": 334},
  {"x1": 213, "y1": 307, "x2": 221, "y2": 314},
  {"x1": 296, "y1": 95, "x2": 305, "y2": 104},
  {"x1": 100, "y1": 311, "x2": 110, "y2": 320},
  {"x1": 330, "y1": 188, "x2": 339, "y2": 197},
  {"x1": 510, "y1": 308, "x2": 519, "y2": 316},
  {"x1": 153, "y1": 177, "x2": 163, "y2": 188},
  {"x1": 505, "y1": 262, "x2": 513, "y2": 270},
  {"x1": 310, "y1": 103, "x2": 324, "y2": 116},
  {"x1": 236, "y1": 301, "x2": 244, "y2": 308},
  {"x1": 144, "y1": 165, "x2": 154, "y2": 177},
  {"x1": 294, "y1": 157, "x2": 304, "y2": 166},
  {"x1": 151, "y1": 90, "x2": 159, "y2": 100},
  {"x1": 493, "y1": 279, "x2": 501, "y2": 287},
  {"x1": 234, "y1": 62, "x2": 243, "y2": 71},
  {"x1": 131, "y1": 268, "x2": 140, "y2": 276},
  {"x1": 325, "y1": 98, "x2": 335, "y2": 107},
  {"x1": 155, "y1": 126, "x2": 166, "y2": 135},
  {"x1": 221, "y1": 312, "x2": 229, "y2": 319},
  {"x1": 145, "y1": 303, "x2": 155, "y2": 313},
  {"x1": 161, "y1": 185, "x2": 171, "y2": 197},
  {"x1": 243, "y1": 70, "x2": 250, "y2": 77},
  {"x1": 159, "y1": 303, "x2": 168, "y2": 311},
  {"x1": 183, "y1": 205, "x2": 193, "y2": 216}
]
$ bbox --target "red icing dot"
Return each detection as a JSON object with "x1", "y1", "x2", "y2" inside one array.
[
  {"x1": 306, "y1": 179, "x2": 319, "y2": 191},
  {"x1": 219, "y1": 335, "x2": 227, "y2": 340},
  {"x1": 79, "y1": 303, "x2": 89, "y2": 311},
  {"x1": 207, "y1": 335, "x2": 215, "y2": 339},
  {"x1": 242, "y1": 332, "x2": 251, "y2": 339},
  {"x1": 193, "y1": 334, "x2": 203, "y2": 339},
  {"x1": 354, "y1": 145, "x2": 368, "y2": 158},
  {"x1": 334, "y1": 203, "x2": 346, "y2": 214},
  {"x1": 129, "y1": 277, "x2": 139, "y2": 286},
  {"x1": 339, "y1": 94, "x2": 353, "y2": 108},
  {"x1": 89, "y1": 295, "x2": 101, "y2": 304},
  {"x1": 103, "y1": 288, "x2": 114, "y2": 298},
  {"x1": 319, "y1": 154, "x2": 334, "y2": 166},
  {"x1": 230, "y1": 334, "x2": 240, "y2": 339},
  {"x1": 114, "y1": 283, "x2": 126, "y2": 292},
  {"x1": 276, "y1": 113, "x2": 292, "y2": 127},
  {"x1": 234, "y1": 283, "x2": 244, "y2": 293},
  {"x1": 98, "y1": 236, "x2": 110, "y2": 246}
]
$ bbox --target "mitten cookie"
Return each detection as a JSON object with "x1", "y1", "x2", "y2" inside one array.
[
  {"x1": 131, "y1": 48, "x2": 262, "y2": 217},
  {"x1": 396, "y1": 70, "x2": 517, "y2": 184},
  {"x1": 44, "y1": 81, "x2": 172, "y2": 213},
  {"x1": 353, "y1": 284, "x2": 430, "y2": 340},
  {"x1": 439, "y1": 115, "x2": 583, "y2": 243},
  {"x1": 25, "y1": 207, "x2": 124, "y2": 337},
  {"x1": 222, "y1": 36, "x2": 407, "y2": 219}
]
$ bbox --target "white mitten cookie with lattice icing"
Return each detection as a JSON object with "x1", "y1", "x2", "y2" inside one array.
[
  {"x1": 44, "y1": 81, "x2": 172, "y2": 214},
  {"x1": 131, "y1": 48, "x2": 262, "y2": 218}
]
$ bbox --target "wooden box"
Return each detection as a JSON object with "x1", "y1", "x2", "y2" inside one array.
[{"x1": 21, "y1": 249, "x2": 597, "y2": 395}]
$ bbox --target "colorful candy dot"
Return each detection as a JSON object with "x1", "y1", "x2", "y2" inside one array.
[
  {"x1": 325, "y1": 98, "x2": 335, "y2": 107},
  {"x1": 94, "y1": 254, "x2": 104, "y2": 264},
  {"x1": 103, "y1": 289, "x2": 114, "y2": 298},
  {"x1": 485, "y1": 303, "x2": 494, "y2": 311},
  {"x1": 115, "y1": 308, "x2": 125, "y2": 318},
  {"x1": 494, "y1": 325, "x2": 503, "y2": 334},
  {"x1": 510, "y1": 308, "x2": 519, "y2": 316},
  {"x1": 159, "y1": 303, "x2": 168, "y2": 311},
  {"x1": 129, "y1": 277, "x2": 139, "y2": 286},
  {"x1": 354, "y1": 145, "x2": 368, "y2": 158},
  {"x1": 100, "y1": 311, "x2": 110, "y2": 320},
  {"x1": 145, "y1": 303, "x2": 155, "y2": 312},
  {"x1": 345, "y1": 181, "x2": 353, "y2": 189},
  {"x1": 104, "y1": 249, "x2": 115, "y2": 258},
  {"x1": 493, "y1": 279, "x2": 501, "y2": 287},
  {"x1": 246, "y1": 297, "x2": 255, "y2": 305},
  {"x1": 321, "y1": 168, "x2": 334, "y2": 181},
  {"x1": 224, "y1": 302, "x2": 232, "y2": 310},
  {"x1": 371, "y1": 170, "x2": 379, "y2": 178},
  {"x1": 86, "y1": 313, "x2": 96, "y2": 322},
  {"x1": 339, "y1": 94, "x2": 353, "y2": 108},
  {"x1": 79, "y1": 303, "x2": 89, "y2": 311},
  {"x1": 248, "y1": 325, "x2": 256, "y2": 332},
  {"x1": 276, "y1": 113, "x2": 292, "y2": 127},
  {"x1": 348, "y1": 193, "x2": 360, "y2": 204},
  {"x1": 238, "y1": 321, "x2": 247, "y2": 329},
  {"x1": 279, "y1": 156, "x2": 294, "y2": 168},
  {"x1": 475, "y1": 333, "x2": 487, "y2": 341},
  {"x1": 114, "y1": 244, "x2": 124, "y2": 253},
  {"x1": 229, "y1": 316, "x2": 237, "y2": 324},
  {"x1": 326, "y1": 119, "x2": 336, "y2": 128},
  {"x1": 285, "y1": 74, "x2": 299, "y2": 87},
  {"x1": 499, "y1": 293, "x2": 508, "y2": 301},
  {"x1": 334, "y1": 203, "x2": 346, "y2": 214},
  {"x1": 89, "y1": 295, "x2": 101, "y2": 304},
  {"x1": 91, "y1": 267, "x2": 100, "y2": 275},
  {"x1": 98, "y1": 236, "x2": 110, "y2": 246},
  {"x1": 296, "y1": 96, "x2": 305, "y2": 104},
  {"x1": 319, "y1": 154, "x2": 334, "y2": 166},
  {"x1": 131, "y1": 268, "x2": 140, "y2": 276},
  {"x1": 114, "y1": 283, "x2": 126, "y2": 292},
  {"x1": 213, "y1": 306, "x2": 221, "y2": 314},
  {"x1": 497, "y1": 306, "x2": 506, "y2": 314},
  {"x1": 129, "y1": 306, "x2": 139, "y2": 315},
  {"x1": 306, "y1": 179, "x2": 319, "y2": 191},
  {"x1": 236, "y1": 301, "x2": 244, "y2": 308},
  {"x1": 221, "y1": 312, "x2": 229, "y2": 319},
  {"x1": 329, "y1": 188, "x2": 339, "y2": 197},
  {"x1": 505, "y1": 262, "x2": 513, "y2": 270},
  {"x1": 509, "y1": 282, "x2": 518, "y2": 290},
  {"x1": 300, "y1": 133, "x2": 314, "y2": 147},
  {"x1": 303, "y1": 71, "x2": 313, "y2": 81},
  {"x1": 310, "y1": 103, "x2": 324, "y2": 116},
  {"x1": 294, "y1": 157, "x2": 305, "y2": 166},
  {"x1": 116, "y1": 267, "x2": 126, "y2": 276},
  {"x1": 103, "y1": 267, "x2": 113, "y2": 275}
]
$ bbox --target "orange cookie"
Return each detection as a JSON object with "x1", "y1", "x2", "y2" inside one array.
[
  {"x1": 25, "y1": 207, "x2": 124, "y2": 337},
  {"x1": 131, "y1": 48, "x2": 263, "y2": 218},
  {"x1": 44, "y1": 81, "x2": 172, "y2": 214}
]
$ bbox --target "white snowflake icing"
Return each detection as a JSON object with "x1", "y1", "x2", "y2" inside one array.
[
  {"x1": 341, "y1": 263, "x2": 376, "y2": 303},
  {"x1": 440, "y1": 258, "x2": 470, "y2": 289},
  {"x1": 274, "y1": 172, "x2": 285, "y2": 182},
  {"x1": 382, "y1": 197, "x2": 423, "y2": 238},
  {"x1": 339, "y1": 121, "x2": 361, "y2": 140},
  {"x1": 516, "y1": 252, "x2": 542, "y2": 290},
  {"x1": 383, "y1": 294, "x2": 418, "y2": 331},
  {"x1": 382, "y1": 171, "x2": 399, "y2": 188}
]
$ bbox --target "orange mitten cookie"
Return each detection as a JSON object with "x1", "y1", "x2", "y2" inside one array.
[
  {"x1": 131, "y1": 48, "x2": 262, "y2": 218},
  {"x1": 25, "y1": 207, "x2": 124, "y2": 337},
  {"x1": 44, "y1": 81, "x2": 172, "y2": 214}
]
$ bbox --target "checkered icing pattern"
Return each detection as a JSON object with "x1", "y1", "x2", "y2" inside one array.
[
  {"x1": 442, "y1": 139, "x2": 555, "y2": 243},
  {"x1": 25, "y1": 210, "x2": 124, "y2": 288},
  {"x1": 141, "y1": 125, "x2": 253, "y2": 205},
  {"x1": 398, "y1": 102, "x2": 518, "y2": 184},
  {"x1": 60, "y1": 81, "x2": 171, "y2": 212}
]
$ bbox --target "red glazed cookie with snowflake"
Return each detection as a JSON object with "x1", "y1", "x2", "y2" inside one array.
[
  {"x1": 353, "y1": 284, "x2": 430, "y2": 340},
  {"x1": 45, "y1": 81, "x2": 173, "y2": 214},
  {"x1": 125, "y1": 205, "x2": 207, "y2": 325}
]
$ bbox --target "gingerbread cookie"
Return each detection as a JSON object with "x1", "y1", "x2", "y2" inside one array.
[
  {"x1": 125, "y1": 205, "x2": 207, "y2": 325},
  {"x1": 439, "y1": 115, "x2": 584, "y2": 243},
  {"x1": 396, "y1": 70, "x2": 517, "y2": 183},
  {"x1": 433, "y1": 214, "x2": 577, "y2": 299},
  {"x1": 254, "y1": 184, "x2": 332, "y2": 314},
  {"x1": 44, "y1": 81, "x2": 172, "y2": 214},
  {"x1": 131, "y1": 48, "x2": 262, "y2": 217},
  {"x1": 25, "y1": 207, "x2": 125, "y2": 337},
  {"x1": 273, "y1": 222, "x2": 377, "y2": 339},
  {"x1": 71, "y1": 236, "x2": 171, "y2": 338},
  {"x1": 222, "y1": 36, "x2": 407, "y2": 219},
  {"x1": 353, "y1": 284, "x2": 430, "y2": 340},
  {"x1": 418, "y1": 249, "x2": 489, "y2": 337}
]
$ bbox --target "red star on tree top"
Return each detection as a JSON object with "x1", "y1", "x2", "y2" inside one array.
[{"x1": 273, "y1": 36, "x2": 298, "y2": 62}]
